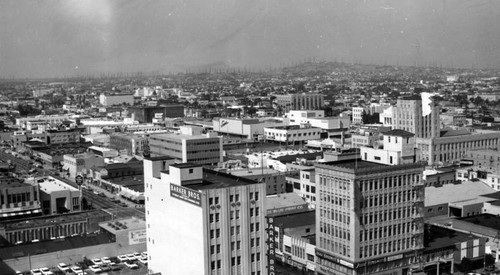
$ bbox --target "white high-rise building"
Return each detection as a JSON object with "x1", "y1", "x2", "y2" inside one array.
[{"x1": 144, "y1": 157, "x2": 267, "y2": 275}]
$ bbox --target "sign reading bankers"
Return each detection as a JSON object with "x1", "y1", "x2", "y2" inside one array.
[{"x1": 170, "y1": 184, "x2": 202, "y2": 207}]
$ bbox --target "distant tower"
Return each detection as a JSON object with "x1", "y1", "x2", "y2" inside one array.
[{"x1": 392, "y1": 93, "x2": 440, "y2": 139}]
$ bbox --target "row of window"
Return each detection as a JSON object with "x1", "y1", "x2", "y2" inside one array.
[
  {"x1": 319, "y1": 223, "x2": 351, "y2": 241},
  {"x1": 318, "y1": 176, "x2": 350, "y2": 191},
  {"x1": 361, "y1": 207, "x2": 420, "y2": 225},
  {"x1": 319, "y1": 194, "x2": 351, "y2": 208},
  {"x1": 211, "y1": 255, "x2": 262, "y2": 271},
  {"x1": 1, "y1": 192, "x2": 35, "y2": 204},
  {"x1": 319, "y1": 209, "x2": 350, "y2": 224},
  {"x1": 186, "y1": 149, "x2": 220, "y2": 154},
  {"x1": 360, "y1": 191, "x2": 420, "y2": 208},
  {"x1": 186, "y1": 141, "x2": 220, "y2": 147},
  {"x1": 359, "y1": 174, "x2": 420, "y2": 192},
  {"x1": 318, "y1": 238, "x2": 351, "y2": 257},
  {"x1": 437, "y1": 139, "x2": 498, "y2": 151},
  {"x1": 266, "y1": 132, "x2": 320, "y2": 137},
  {"x1": 359, "y1": 238, "x2": 417, "y2": 258},
  {"x1": 149, "y1": 138, "x2": 181, "y2": 145},
  {"x1": 360, "y1": 222, "x2": 417, "y2": 242}
]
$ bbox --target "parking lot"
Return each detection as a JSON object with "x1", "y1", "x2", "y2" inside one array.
[{"x1": 15, "y1": 252, "x2": 149, "y2": 275}]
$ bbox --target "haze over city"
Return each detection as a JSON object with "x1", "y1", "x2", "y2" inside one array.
[{"x1": 1, "y1": 0, "x2": 500, "y2": 78}]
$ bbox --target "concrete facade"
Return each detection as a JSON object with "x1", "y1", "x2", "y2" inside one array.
[
  {"x1": 275, "y1": 93, "x2": 325, "y2": 112},
  {"x1": 144, "y1": 159, "x2": 268, "y2": 275},
  {"x1": 149, "y1": 132, "x2": 222, "y2": 165},
  {"x1": 99, "y1": 93, "x2": 134, "y2": 106},
  {"x1": 314, "y1": 160, "x2": 425, "y2": 275}
]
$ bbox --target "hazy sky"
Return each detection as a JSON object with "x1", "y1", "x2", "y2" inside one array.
[{"x1": 1, "y1": 0, "x2": 499, "y2": 78}]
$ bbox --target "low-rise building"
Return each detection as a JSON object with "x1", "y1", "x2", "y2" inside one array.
[
  {"x1": 109, "y1": 132, "x2": 149, "y2": 156},
  {"x1": 424, "y1": 180, "x2": 495, "y2": 218},
  {"x1": 352, "y1": 107, "x2": 365, "y2": 124},
  {"x1": 360, "y1": 129, "x2": 418, "y2": 165},
  {"x1": 99, "y1": 93, "x2": 134, "y2": 106},
  {"x1": 417, "y1": 129, "x2": 500, "y2": 166},
  {"x1": 213, "y1": 117, "x2": 284, "y2": 140},
  {"x1": 264, "y1": 205, "x2": 315, "y2": 274},
  {"x1": 0, "y1": 210, "x2": 109, "y2": 244},
  {"x1": 63, "y1": 152, "x2": 105, "y2": 180},
  {"x1": 264, "y1": 125, "x2": 322, "y2": 145},
  {"x1": 286, "y1": 168, "x2": 317, "y2": 206},
  {"x1": 129, "y1": 105, "x2": 185, "y2": 122},
  {"x1": 149, "y1": 126, "x2": 222, "y2": 166},
  {"x1": 16, "y1": 115, "x2": 69, "y2": 129},
  {"x1": 0, "y1": 175, "x2": 42, "y2": 220},
  {"x1": 423, "y1": 166, "x2": 456, "y2": 187},
  {"x1": 275, "y1": 93, "x2": 324, "y2": 112},
  {"x1": 229, "y1": 168, "x2": 287, "y2": 195},
  {"x1": 38, "y1": 177, "x2": 81, "y2": 215}
]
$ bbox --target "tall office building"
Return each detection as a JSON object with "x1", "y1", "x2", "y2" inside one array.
[
  {"x1": 392, "y1": 93, "x2": 440, "y2": 138},
  {"x1": 275, "y1": 93, "x2": 325, "y2": 112},
  {"x1": 144, "y1": 157, "x2": 267, "y2": 275},
  {"x1": 314, "y1": 160, "x2": 425, "y2": 275}
]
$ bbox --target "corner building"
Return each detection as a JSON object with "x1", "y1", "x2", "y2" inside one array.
[
  {"x1": 144, "y1": 157, "x2": 267, "y2": 275},
  {"x1": 315, "y1": 160, "x2": 425, "y2": 275}
]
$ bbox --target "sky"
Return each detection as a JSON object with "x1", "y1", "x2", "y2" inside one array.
[{"x1": 0, "y1": 0, "x2": 500, "y2": 78}]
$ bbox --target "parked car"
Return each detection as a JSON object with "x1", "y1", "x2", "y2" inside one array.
[
  {"x1": 126, "y1": 254, "x2": 136, "y2": 261},
  {"x1": 88, "y1": 265, "x2": 102, "y2": 273},
  {"x1": 117, "y1": 255, "x2": 129, "y2": 262},
  {"x1": 101, "y1": 257, "x2": 112, "y2": 264},
  {"x1": 99, "y1": 264, "x2": 111, "y2": 272},
  {"x1": 132, "y1": 252, "x2": 142, "y2": 260},
  {"x1": 91, "y1": 258, "x2": 103, "y2": 265},
  {"x1": 141, "y1": 251, "x2": 148, "y2": 258},
  {"x1": 70, "y1": 266, "x2": 84, "y2": 275},
  {"x1": 57, "y1": 263, "x2": 70, "y2": 272},
  {"x1": 138, "y1": 257, "x2": 148, "y2": 265},
  {"x1": 30, "y1": 270, "x2": 42, "y2": 275},
  {"x1": 123, "y1": 261, "x2": 139, "y2": 269},
  {"x1": 39, "y1": 268, "x2": 53, "y2": 275}
]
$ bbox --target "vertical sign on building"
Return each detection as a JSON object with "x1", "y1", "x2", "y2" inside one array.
[{"x1": 266, "y1": 216, "x2": 276, "y2": 275}]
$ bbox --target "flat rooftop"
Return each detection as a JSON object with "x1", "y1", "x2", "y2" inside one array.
[
  {"x1": 144, "y1": 155, "x2": 176, "y2": 161},
  {"x1": 316, "y1": 159, "x2": 425, "y2": 174},
  {"x1": 267, "y1": 125, "x2": 318, "y2": 130},
  {"x1": 34, "y1": 143, "x2": 92, "y2": 156},
  {"x1": 1, "y1": 210, "x2": 100, "y2": 230},
  {"x1": 266, "y1": 193, "x2": 308, "y2": 211},
  {"x1": 106, "y1": 175, "x2": 144, "y2": 192},
  {"x1": 186, "y1": 169, "x2": 258, "y2": 190},
  {"x1": 38, "y1": 177, "x2": 79, "y2": 193},
  {"x1": 230, "y1": 168, "x2": 281, "y2": 177},
  {"x1": 424, "y1": 224, "x2": 478, "y2": 252},
  {"x1": 425, "y1": 181, "x2": 496, "y2": 206},
  {"x1": 274, "y1": 210, "x2": 316, "y2": 231},
  {"x1": 458, "y1": 213, "x2": 500, "y2": 230},
  {"x1": 171, "y1": 163, "x2": 201, "y2": 169},
  {"x1": 0, "y1": 233, "x2": 112, "y2": 260},
  {"x1": 0, "y1": 176, "x2": 31, "y2": 189},
  {"x1": 100, "y1": 217, "x2": 145, "y2": 235},
  {"x1": 150, "y1": 132, "x2": 215, "y2": 140}
]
